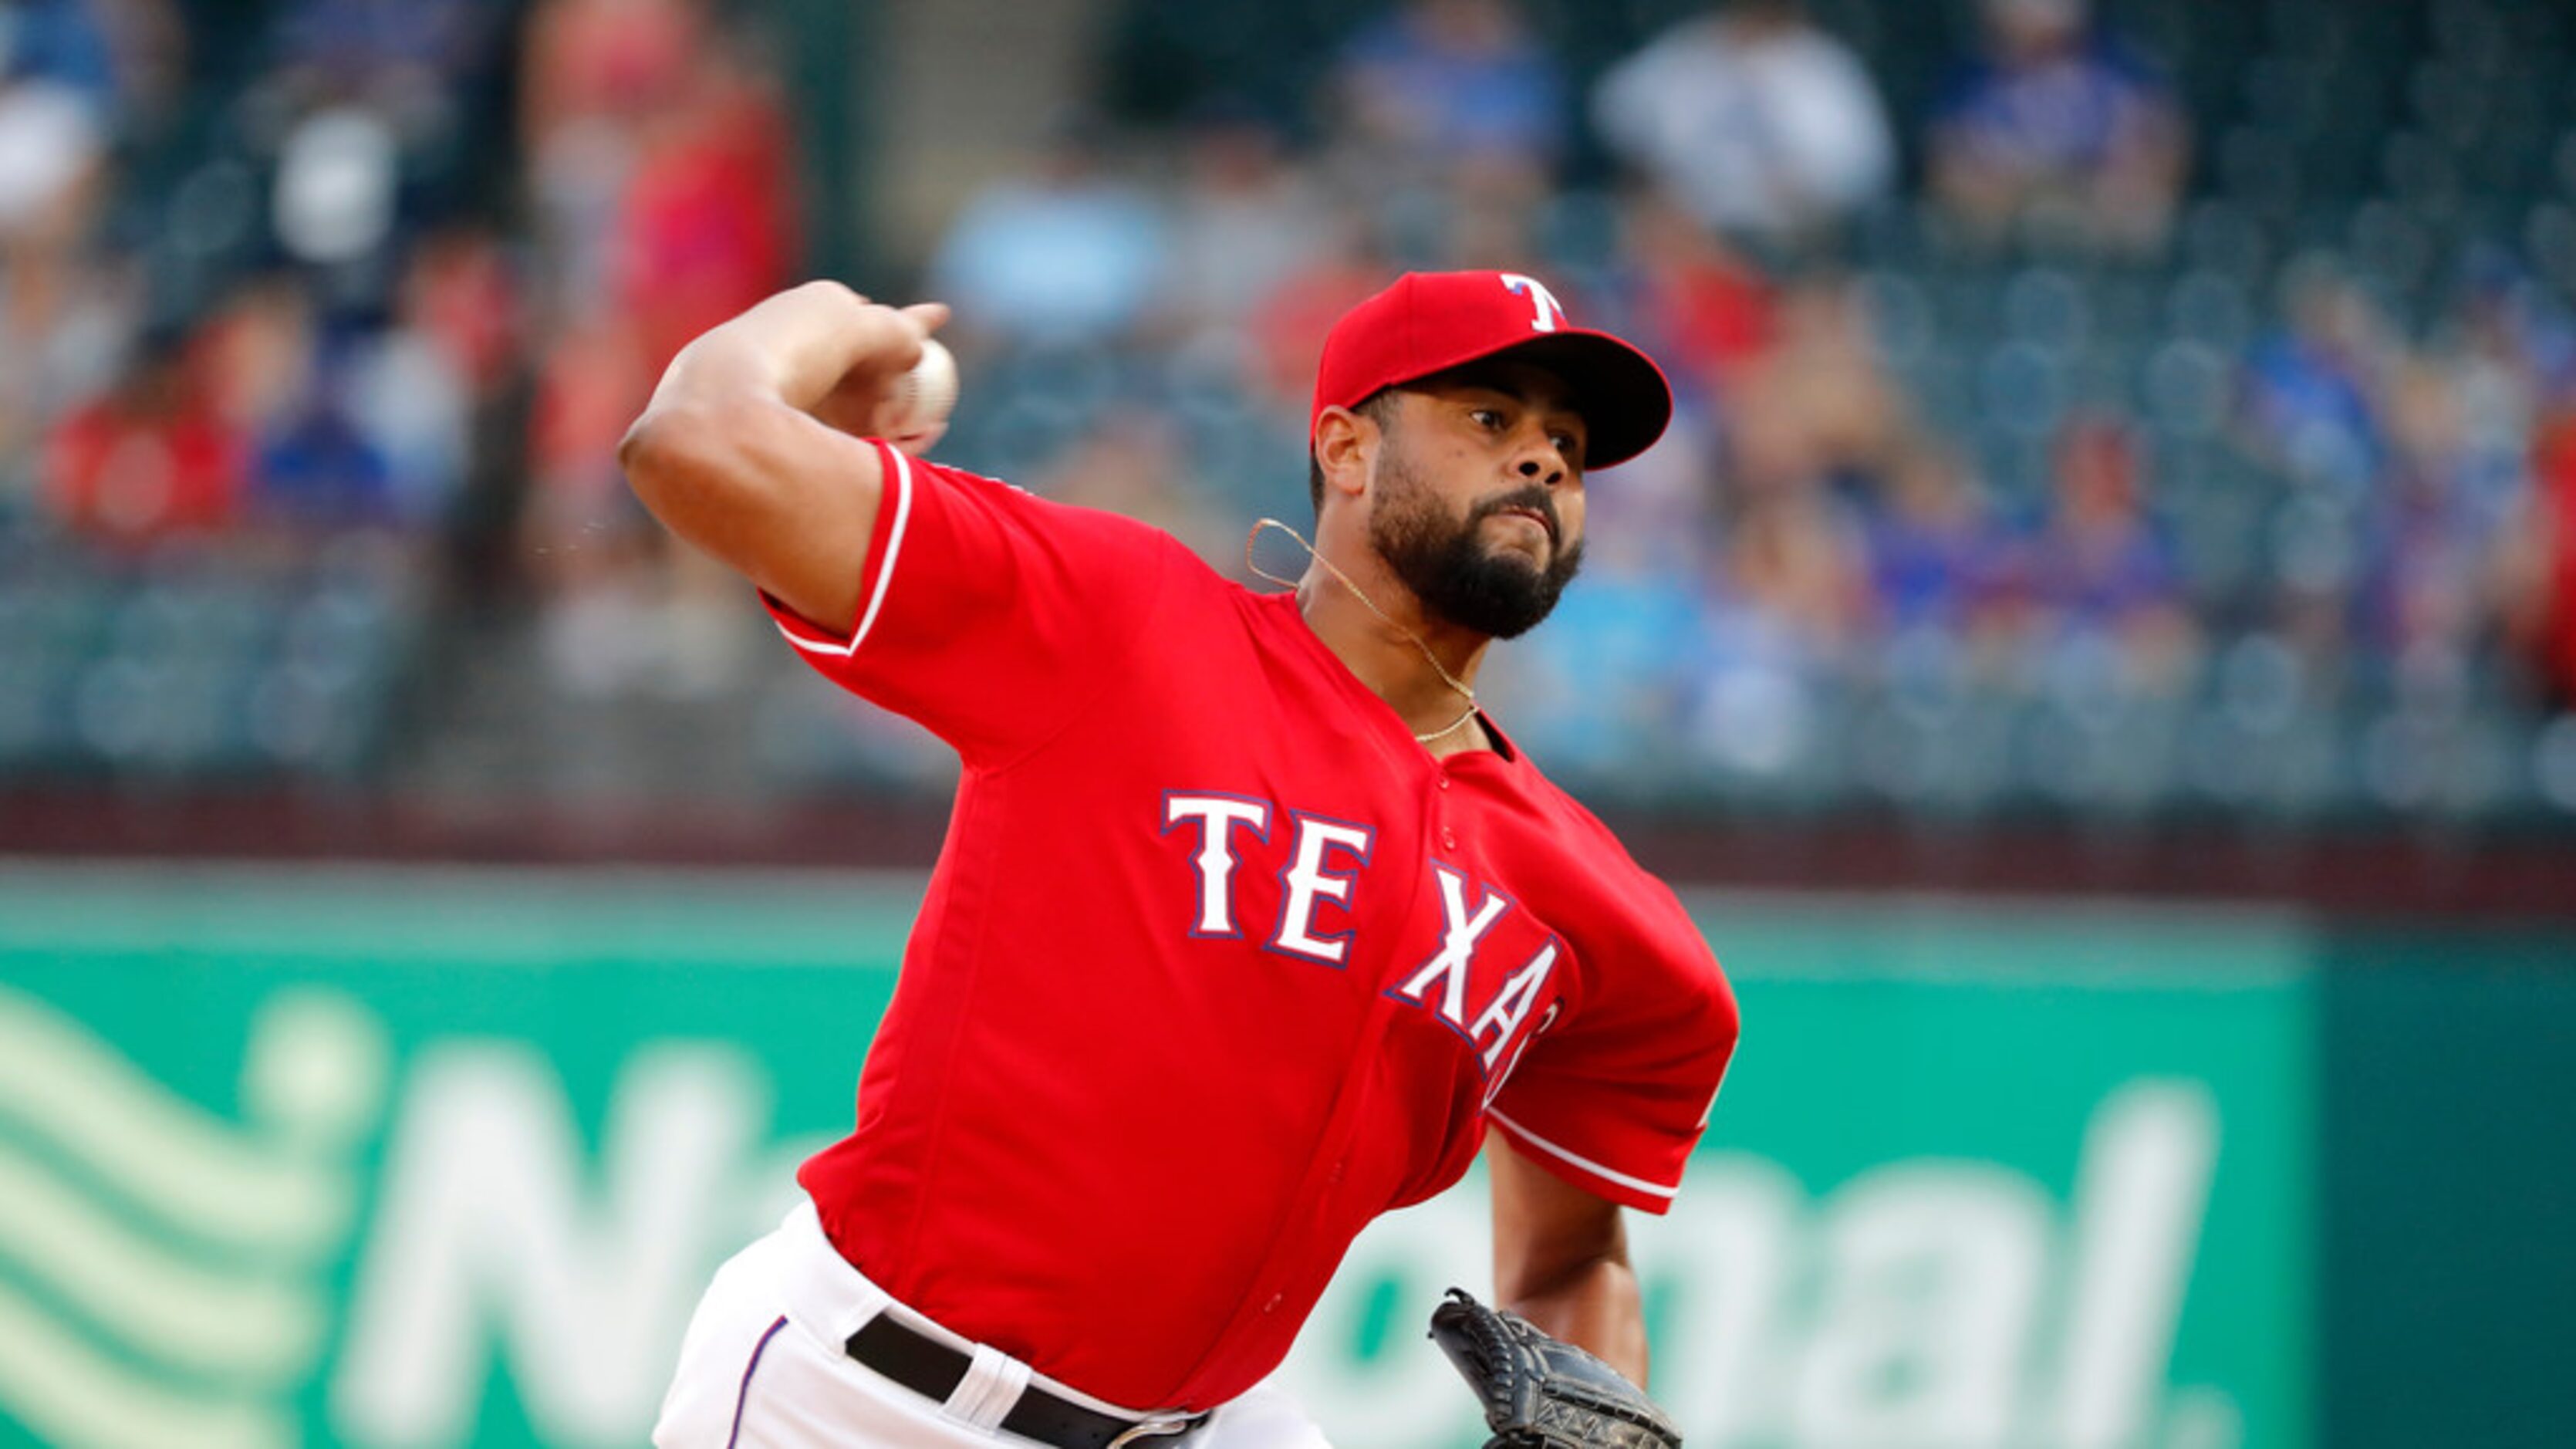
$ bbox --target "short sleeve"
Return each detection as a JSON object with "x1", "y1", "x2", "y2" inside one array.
[
  {"x1": 1487, "y1": 883, "x2": 1738, "y2": 1215},
  {"x1": 762, "y1": 441, "x2": 1179, "y2": 767}
]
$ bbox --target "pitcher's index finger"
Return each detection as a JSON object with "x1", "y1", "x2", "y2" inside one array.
[{"x1": 903, "y1": 301, "x2": 953, "y2": 334}]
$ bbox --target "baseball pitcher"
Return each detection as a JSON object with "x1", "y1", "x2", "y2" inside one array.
[{"x1": 624, "y1": 270, "x2": 1738, "y2": 1448}]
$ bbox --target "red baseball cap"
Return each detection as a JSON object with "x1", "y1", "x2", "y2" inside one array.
[{"x1": 1311, "y1": 270, "x2": 1673, "y2": 470}]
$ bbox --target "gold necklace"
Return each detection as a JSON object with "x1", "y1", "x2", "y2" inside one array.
[{"x1": 1246, "y1": 518, "x2": 1481, "y2": 745}]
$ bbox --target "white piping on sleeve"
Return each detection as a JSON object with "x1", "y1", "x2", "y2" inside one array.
[
  {"x1": 1487, "y1": 1109, "x2": 1681, "y2": 1201},
  {"x1": 779, "y1": 441, "x2": 914, "y2": 658},
  {"x1": 1696, "y1": 1059, "x2": 1732, "y2": 1130}
]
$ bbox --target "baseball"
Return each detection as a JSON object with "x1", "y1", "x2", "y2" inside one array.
[{"x1": 883, "y1": 336, "x2": 957, "y2": 454}]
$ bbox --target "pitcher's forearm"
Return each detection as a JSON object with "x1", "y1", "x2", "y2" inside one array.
[
  {"x1": 1491, "y1": 1135, "x2": 1650, "y2": 1386},
  {"x1": 1498, "y1": 1254, "x2": 1648, "y2": 1387}
]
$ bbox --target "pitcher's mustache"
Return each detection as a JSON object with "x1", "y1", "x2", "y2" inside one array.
[{"x1": 1471, "y1": 485, "x2": 1561, "y2": 542}]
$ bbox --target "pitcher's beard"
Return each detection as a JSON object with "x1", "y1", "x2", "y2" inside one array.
[{"x1": 1369, "y1": 454, "x2": 1583, "y2": 640}]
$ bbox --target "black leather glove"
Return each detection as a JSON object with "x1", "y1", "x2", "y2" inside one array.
[{"x1": 1426, "y1": 1287, "x2": 1683, "y2": 1449}]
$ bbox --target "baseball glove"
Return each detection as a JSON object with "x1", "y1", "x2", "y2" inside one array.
[{"x1": 1426, "y1": 1288, "x2": 1683, "y2": 1449}]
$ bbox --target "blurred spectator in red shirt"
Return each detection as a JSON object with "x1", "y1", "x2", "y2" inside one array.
[
  {"x1": 1622, "y1": 193, "x2": 1778, "y2": 394},
  {"x1": 2510, "y1": 412, "x2": 2576, "y2": 709},
  {"x1": 1928, "y1": 0, "x2": 2187, "y2": 254},
  {"x1": 1593, "y1": 0, "x2": 1893, "y2": 252},
  {"x1": 42, "y1": 332, "x2": 247, "y2": 545},
  {"x1": 514, "y1": 5, "x2": 800, "y2": 697},
  {"x1": 528, "y1": 316, "x2": 649, "y2": 525},
  {"x1": 520, "y1": 0, "x2": 701, "y2": 322},
  {"x1": 400, "y1": 224, "x2": 523, "y2": 398},
  {"x1": 610, "y1": 37, "x2": 801, "y2": 374},
  {"x1": 1241, "y1": 213, "x2": 1385, "y2": 417}
]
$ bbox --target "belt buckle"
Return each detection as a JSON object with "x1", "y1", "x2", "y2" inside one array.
[{"x1": 1104, "y1": 1414, "x2": 1194, "y2": 1447}]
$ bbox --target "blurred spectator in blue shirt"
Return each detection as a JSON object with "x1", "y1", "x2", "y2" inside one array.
[
  {"x1": 1702, "y1": 353, "x2": 1874, "y2": 663},
  {"x1": 1865, "y1": 441, "x2": 2007, "y2": 639},
  {"x1": 2011, "y1": 413, "x2": 2196, "y2": 689},
  {"x1": 1155, "y1": 100, "x2": 1334, "y2": 341},
  {"x1": 1927, "y1": 0, "x2": 2186, "y2": 255},
  {"x1": 1506, "y1": 543, "x2": 1702, "y2": 770},
  {"x1": 271, "y1": 0, "x2": 499, "y2": 94},
  {"x1": 1494, "y1": 403, "x2": 1717, "y2": 767},
  {"x1": 2240, "y1": 258, "x2": 2393, "y2": 501},
  {"x1": 0, "y1": 0, "x2": 121, "y2": 257},
  {"x1": 1686, "y1": 397, "x2": 1866, "y2": 779},
  {"x1": 0, "y1": 0, "x2": 117, "y2": 100},
  {"x1": 1329, "y1": 0, "x2": 1565, "y2": 197},
  {"x1": 930, "y1": 118, "x2": 1167, "y2": 350},
  {"x1": 347, "y1": 286, "x2": 474, "y2": 524},
  {"x1": 255, "y1": 361, "x2": 399, "y2": 530},
  {"x1": 1593, "y1": 0, "x2": 1893, "y2": 252}
]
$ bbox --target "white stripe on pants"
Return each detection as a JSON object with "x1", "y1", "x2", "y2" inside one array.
[{"x1": 653, "y1": 1203, "x2": 1332, "y2": 1449}]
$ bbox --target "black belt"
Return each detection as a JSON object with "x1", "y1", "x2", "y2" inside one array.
[{"x1": 844, "y1": 1314, "x2": 1204, "y2": 1449}]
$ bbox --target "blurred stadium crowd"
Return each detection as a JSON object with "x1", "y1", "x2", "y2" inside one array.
[{"x1": 6, "y1": 0, "x2": 2576, "y2": 829}]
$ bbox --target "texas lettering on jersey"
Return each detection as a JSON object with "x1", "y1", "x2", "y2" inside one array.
[{"x1": 1164, "y1": 790, "x2": 1563, "y2": 1099}]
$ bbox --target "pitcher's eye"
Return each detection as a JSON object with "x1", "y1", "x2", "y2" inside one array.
[{"x1": 1470, "y1": 408, "x2": 1504, "y2": 431}]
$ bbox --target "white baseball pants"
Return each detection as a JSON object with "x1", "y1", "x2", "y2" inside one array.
[{"x1": 653, "y1": 1201, "x2": 1333, "y2": 1449}]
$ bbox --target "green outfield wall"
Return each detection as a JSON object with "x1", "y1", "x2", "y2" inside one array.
[{"x1": 0, "y1": 864, "x2": 2564, "y2": 1449}]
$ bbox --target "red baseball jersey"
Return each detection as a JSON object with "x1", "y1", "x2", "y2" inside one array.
[{"x1": 766, "y1": 441, "x2": 1738, "y2": 1411}]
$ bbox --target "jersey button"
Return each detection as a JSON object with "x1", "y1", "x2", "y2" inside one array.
[
  {"x1": 1263, "y1": 1293, "x2": 1284, "y2": 1314},
  {"x1": 1436, "y1": 775, "x2": 1450, "y2": 791},
  {"x1": 1441, "y1": 826, "x2": 1457, "y2": 850}
]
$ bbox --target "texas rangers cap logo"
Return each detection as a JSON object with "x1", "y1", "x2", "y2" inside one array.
[
  {"x1": 1500, "y1": 272, "x2": 1568, "y2": 332},
  {"x1": 1311, "y1": 270, "x2": 1674, "y2": 469}
]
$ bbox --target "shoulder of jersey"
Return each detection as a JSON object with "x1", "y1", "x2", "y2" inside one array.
[
  {"x1": 904, "y1": 453, "x2": 1025, "y2": 498},
  {"x1": 1512, "y1": 759, "x2": 1634, "y2": 856}
]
